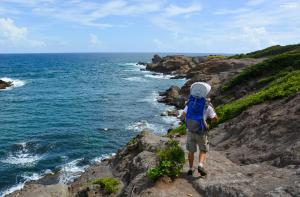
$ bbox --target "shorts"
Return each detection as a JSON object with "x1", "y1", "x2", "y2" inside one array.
[{"x1": 186, "y1": 131, "x2": 209, "y2": 153}]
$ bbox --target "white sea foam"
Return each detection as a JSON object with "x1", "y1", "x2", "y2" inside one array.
[
  {"x1": 92, "y1": 153, "x2": 116, "y2": 163},
  {"x1": 1, "y1": 142, "x2": 43, "y2": 166},
  {"x1": 123, "y1": 76, "x2": 148, "y2": 82},
  {"x1": 139, "y1": 91, "x2": 161, "y2": 105},
  {"x1": 127, "y1": 120, "x2": 164, "y2": 133},
  {"x1": 59, "y1": 158, "x2": 89, "y2": 184},
  {"x1": 144, "y1": 73, "x2": 174, "y2": 79},
  {"x1": 0, "y1": 172, "x2": 43, "y2": 197},
  {"x1": 123, "y1": 62, "x2": 148, "y2": 72},
  {"x1": 0, "y1": 77, "x2": 26, "y2": 90}
]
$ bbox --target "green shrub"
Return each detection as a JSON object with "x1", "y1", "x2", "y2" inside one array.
[
  {"x1": 230, "y1": 44, "x2": 300, "y2": 59},
  {"x1": 147, "y1": 140, "x2": 185, "y2": 181},
  {"x1": 217, "y1": 70, "x2": 300, "y2": 123},
  {"x1": 167, "y1": 124, "x2": 186, "y2": 137},
  {"x1": 127, "y1": 137, "x2": 137, "y2": 145},
  {"x1": 222, "y1": 51, "x2": 300, "y2": 91},
  {"x1": 92, "y1": 177, "x2": 119, "y2": 194}
]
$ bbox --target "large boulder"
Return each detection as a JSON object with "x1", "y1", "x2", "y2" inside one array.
[
  {"x1": 158, "y1": 86, "x2": 185, "y2": 108},
  {"x1": 152, "y1": 54, "x2": 162, "y2": 64}
]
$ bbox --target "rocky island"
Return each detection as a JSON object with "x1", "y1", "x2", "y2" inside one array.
[
  {"x1": 0, "y1": 79, "x2": 12, "y2": 90},
  {"x1": 7, "y1": 44, "x2": 300, "y2": 197}
]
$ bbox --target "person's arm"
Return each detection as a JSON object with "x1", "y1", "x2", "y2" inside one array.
[
  {"x1": 179, "y1": 106, "x2": 188, "y2": 122},
  {"x1": 180, "y1": 111, "x2": 186, "y2": 122},
  {"x1": 206, "y1": 105, "x2": 219, "y2": 123}
]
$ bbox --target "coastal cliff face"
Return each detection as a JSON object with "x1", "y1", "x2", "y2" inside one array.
[{"x1": 7, "y1": 44, "x2": 300, "y2": 197}]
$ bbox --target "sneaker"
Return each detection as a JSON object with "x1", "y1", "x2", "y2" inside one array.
[
  {"x1": 198, "y1": 165, "x2": 207, "y2": 176},
  {"x1": 187, "y1": 169, "x2": 193, "y2": 176}
]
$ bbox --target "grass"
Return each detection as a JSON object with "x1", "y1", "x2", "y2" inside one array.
[
  {"x1": 222, "y1": 51, "x2": 300, "y2": 91},
  {"x1": 167, "y1": 124, "x2": 186, "y2": 137},
  {"x1": 92, "y1": 177, "x2": 120, "y2": 194},
  {"x1": 216, "y1": 70, "x2": 300, "y2": 124},
  {"x1": 231, "y1": 43, "x2": 300, "y2": 59},
  {"x1": 147, "y1": 140, "x2": 185, "y2": 181}
]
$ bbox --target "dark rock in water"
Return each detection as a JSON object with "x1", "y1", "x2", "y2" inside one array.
[
  {"x1": 157, "y1": 85, "x2": 185, "y2": 108},
  {"x1": 137, "y1": 61, "x2": 147, "y2": 66},
  {"x1": 146, "y1": 55, "x2": 193, "y2": 74},
  {"x1": 0, "y1": 79, "x2": 12, "y2": 89},
  {"x1": 152, "y1": 54, "x2": 162, "y2": 64},
  {"x1": 170, "y1": 74, "x2": 186, "y2": 79}
]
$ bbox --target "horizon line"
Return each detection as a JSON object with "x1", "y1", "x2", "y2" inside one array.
[{"x1": 0, "y1": 51, "x2": 236, "y2": 55}]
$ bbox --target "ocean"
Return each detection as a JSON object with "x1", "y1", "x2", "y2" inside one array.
[{"x1": 0, "y1": 53, "x2": 189, "y2": 196}]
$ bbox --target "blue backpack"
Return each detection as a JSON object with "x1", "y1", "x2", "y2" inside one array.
[{"x1": 186, "y1": 95, "x2": 206, "y2": 134}]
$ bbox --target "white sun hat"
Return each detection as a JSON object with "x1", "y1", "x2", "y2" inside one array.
[{"x1": 190, "y1": 82, "x2": 211, "y2": 98}]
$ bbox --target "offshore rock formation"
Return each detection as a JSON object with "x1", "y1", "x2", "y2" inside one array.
[{"x1": 0, "y1": 79, "x2": 12, "y2": 90}]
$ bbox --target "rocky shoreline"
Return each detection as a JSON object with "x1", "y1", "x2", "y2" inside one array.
[{"x1": 7, "y1": 50, "x2": 300, "y2": 196}]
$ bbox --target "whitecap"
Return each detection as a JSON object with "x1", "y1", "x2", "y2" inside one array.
[
  {"x1": 1, "y1": 142, "x2": 43, "y2": 166},
  {"x1": 122, "y1": 62, "x2": 138, "y2": 66},
  {"x1": 0, "y1": 77, "x2": 26, "y2": 90},
  {"x1": 126, "y1": 120, "x2": 164, "y2": 133},
  {"x1": 144, "y1": 73, "x2": 174, "y2": 79},
  {"x1": 161, "y1": 116, "x2": 180, "y2": 128},
  {"x1": 123, "y1": 76, "x2": 148, "y2": 82},
  {"x1": 139, "y1": 91, "x2": 162, "y2": 106},
  {"x1": 92, "y1": 153, "x2": 116, "y2": 163},
  {"x1": 59, "y1": 158, "x2": 89, "y2": 184}
]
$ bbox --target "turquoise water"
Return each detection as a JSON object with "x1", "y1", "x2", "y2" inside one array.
[{"x1": 0, "y1": 53, "x2": 187, "y2": 195}]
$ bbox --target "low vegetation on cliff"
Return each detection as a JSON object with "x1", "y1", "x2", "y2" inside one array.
[
  {"x1": 217, "y1": 70, "x2": 300, "y2": 123},
  {"x1": 92, "y1": 177, "x2": 120, "y2": 194},
  {"x1": 167, "y1": 124, "x2": 186, "y2": 137},
  {"x1": 231, "y1": 43, "x2": 300, "y2": 59},
  {"x1": 223, "y1": 50, "x2": 300, "y2": 91},
  {"x1": 147, "y1": 140, "x2": 185, "y2": 181}
]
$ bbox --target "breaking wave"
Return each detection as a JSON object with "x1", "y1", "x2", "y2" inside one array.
[
  {"x1": 0, "y1": 77, "x2": 26, "y2": 90},
  {"x1": 1, "y1": 142, "x2": 43, "y2": 166}
]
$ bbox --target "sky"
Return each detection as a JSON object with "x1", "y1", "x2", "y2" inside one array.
[{"x1": 0, "y1": 0, "x2": 299, "y2": 53}]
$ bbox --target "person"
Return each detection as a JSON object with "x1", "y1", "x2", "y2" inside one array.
[{"x1": 180, "y1": 82, "x2": 218, "y2": 176}]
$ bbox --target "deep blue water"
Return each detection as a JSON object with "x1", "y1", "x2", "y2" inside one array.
[{"x1": 0, "y1": 53, "x2": 188, "y2": 195}]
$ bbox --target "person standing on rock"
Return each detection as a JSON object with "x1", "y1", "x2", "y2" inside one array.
[{"x1": 180, "y1": 82, "x2": 218, "y2": 176}]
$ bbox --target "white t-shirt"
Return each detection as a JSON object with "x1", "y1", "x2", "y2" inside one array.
[{"x1": 183, "y1": 105, "x2": 216, "y2": 120}]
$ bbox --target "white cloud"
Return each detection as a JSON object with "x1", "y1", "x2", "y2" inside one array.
[
  {"x1": 89, "y1": 34, "x2": 101, "y2": 46},
  {"x1": 280, "y1": 2, "x2": 299, "y2": 9},
  {"x1": 214, "y1": 8, "x2": 250, "y2": 15},
  {"x1": 5, "y1": 0, "x2": 163, "y2": 28},
  {"x1": 165, "y1": 2, "x2": 201, "y2": 17},
  {"x1": 0, "y1": 18, "x2": 45, "y2": 48},
  {"x1": 246, "y1": 0, "x2": 267, "y2": 6}
]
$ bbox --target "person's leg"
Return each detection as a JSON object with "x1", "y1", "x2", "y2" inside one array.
[
  {"x1": 188, "y1": 151, "x2": 194, "y2": 169},
  {"x1": 199, "y1": 151, "x2": 206, "y2": 167},
  {"x1": 186, "y1": 132, "x2": 196, "y2": 175},
  {"x1": 197, "y1": 133, "x2": 209, "y2": 176}
]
